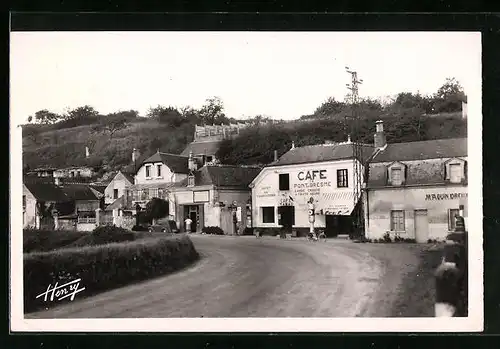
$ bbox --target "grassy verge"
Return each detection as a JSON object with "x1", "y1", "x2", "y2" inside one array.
[
  {"x1": 24, "y1": 234, "x2": 200, "y2": 313},
  {"x1": 390, "y1": 245, "x2": 444, "y2": 317}
]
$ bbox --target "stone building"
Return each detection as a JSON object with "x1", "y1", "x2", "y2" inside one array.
[{"x1": 364, "y1": 121, "x2": 468, "y2": 242}]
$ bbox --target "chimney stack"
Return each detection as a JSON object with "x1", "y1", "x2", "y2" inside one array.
[
  {"x1": 85, "y1": 146, "x2": 90, "y2": 158},
  {"x1": 274, "y1": 150, "x2": 278, "y2": 162},
  {"x1": 291, "y1": 141, "x2": 295, "y2": 149},
  {"x1": 374, "y1": 120, "x2": 386, "y2": 149},
  {"x1": 188, "y1": 151, "x2": 197, "y2": 171},
  {"x1": 347, "y1": 135, "x2": 352, "y2": 143},
  {"x1": 132, "y1": 148, "x2": 137, "y2": 163}
]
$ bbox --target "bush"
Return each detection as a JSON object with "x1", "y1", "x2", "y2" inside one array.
[
  {"x1": 242, "y1": 227, "x2": 254, "y2": 236},
  {"x1": 201, "y1": 226, "x2": 225, "y2": 235},
  {"x1": 23, "y1": 229, "x2": 89, "y2": 253},
  {"x1": 383, "y1": 232, "x2": 393, "y2": 243},
  {"x1": 24, "y1": 234, "x2": 199, "y2": 313},
  {"x1": 67, "y1": 226, "x2": 136, "y2": 248}
]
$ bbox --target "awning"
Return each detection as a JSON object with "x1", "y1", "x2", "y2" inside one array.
[{"x1": 315, "y1": 191, "x2": 357, "y2": 216}]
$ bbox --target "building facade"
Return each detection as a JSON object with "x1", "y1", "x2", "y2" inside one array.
[
  {"x1": 364, "y1": 124, "x2": 468, "y2": 242},
  {"x1": 104, "y1": 171, "x2": 135, "y2": 205},
  {"x1": 171, "y1": 164, "x2": 260, "y2": 234},
  {"x1": 123, "y1": 151, "x2": 190, "y2": 210},
  {"x1": 250, "y1": 141, "x2": 375, "y2": 236}
]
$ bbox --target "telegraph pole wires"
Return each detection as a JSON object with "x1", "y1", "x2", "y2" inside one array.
[{"x1": 345, "y1": 66, "x2": 365, "y2": 238}]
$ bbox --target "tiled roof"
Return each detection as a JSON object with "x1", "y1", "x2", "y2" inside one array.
[
  {"x1": 88, "y1": 184, "x2": 107, "y2": 194},
  {"x1": 105, "y1": 196, "x2": 126, "y2": 211},
  {"x1": 142, "y1": 152, "x2": 189, "y2": 174},
  {"x1": 371, "y1": 138, "x2": 467, "y2": 163},
  {"x1": 271, "y1": 143, "x2": 376, "y2": 167},
  {"x1": 180, "y1": 140, "x2": 221, "y2": 157},
  {"x1": 121, "y1": 172, "x2": 135, "y2": 184},
  {"x1": 24, "y1": 181, "x2": 70, "y2": 202},
  {"x1": 59, "y1": 184, "x2": 100, "y2": 201},
  {"x1": 174, "y1": 165, "x2": 262, "y2": 189}
]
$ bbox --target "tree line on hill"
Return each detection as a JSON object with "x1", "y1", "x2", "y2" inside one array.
[{"x1": 22, "y1": 78, "x2": 467, "y2": 172}]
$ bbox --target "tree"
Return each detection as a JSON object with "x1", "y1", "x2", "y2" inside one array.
[
  {"x1": 147, "y1": 105, "x2": 185, "y2": 127},
  {"x1": 198, "y1": 96, "x2": 228, "y2": 125},
  {"x1": 64, "y1": 105, "x2": 99, "y2": 121},
  {"x1": 314, "y1": 97, "x2": 346, "y2": 118},
  {"x1": 432, "y1": 78, "x2": 466, "y2": 113},
  {"x1": 33, "y1": 109, "x2": 61, "y2": 124},
  {"x1": 144, "y1": 197, "x2": 170, "y2": 225},
  {"x1": 27, "y1": 115, "x2": 33, "y2": 123},
  {"x1": 92, "y1": 113, "x2": 130, "y2": 138}
]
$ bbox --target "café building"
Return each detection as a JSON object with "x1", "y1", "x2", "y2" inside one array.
[{"x1": 250, "y1": 140, "x2": 376, "y2": 237}]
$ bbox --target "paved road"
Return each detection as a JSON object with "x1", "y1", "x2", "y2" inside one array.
[{"x1": 26, "y1": 235, "x2": 422, "y2": 318}]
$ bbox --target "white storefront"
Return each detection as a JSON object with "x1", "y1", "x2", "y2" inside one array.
[{"x1": 250, "y1": 159, "x2": 363, "y2": 233}]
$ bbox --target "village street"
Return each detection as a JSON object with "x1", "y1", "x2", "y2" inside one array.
[{"x1": 26, "y1": 235, "x2": 428, "y2": 319}]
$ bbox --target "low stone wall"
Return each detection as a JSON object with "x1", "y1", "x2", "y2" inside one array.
[{"x1": 77, "y1": 222, "x2": 97, "y2": 231}]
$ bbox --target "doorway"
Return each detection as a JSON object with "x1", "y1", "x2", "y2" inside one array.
[
  {"x1": 278, "y1": 206, "x2": 295, "y2": 230},
  {"x1": 414, "y1": 209, "x2": 429, "y2": 243},
  {"x1": 325, "y1": 215, "x2": 352, "y2": 237},
  {"x1": 184, "y1": 205, "x2": 202, "y2": 232}
]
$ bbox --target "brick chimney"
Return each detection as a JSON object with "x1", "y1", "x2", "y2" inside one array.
[{"x1": 374, "y1": 120, "x2": 387, "y2": 149}]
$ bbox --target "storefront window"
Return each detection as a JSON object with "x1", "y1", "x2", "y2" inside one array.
[
  {"x1": 390, "y1": 210, "x2": 405, "y2": 231},
  {"x1": 449, "y1": 208, "x2": 460, "y2": 231},
  {"x1": 337, "y1": 169, "x2": 348, "y2": 187},
  {"x1": 261, "y1": 206, "x2": 275, "y2": 223}
]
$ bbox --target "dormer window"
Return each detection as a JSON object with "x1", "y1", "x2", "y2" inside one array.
[
  {"x1": 188, "y1": 173, "x2": 195, "y2": 187},
  {"x1": 387, "y1": 161, "x2": 406, "y2": 186},
  {"x1": 391, "y1": 168, "x2": 402, "y2": 186},
  {"x1": 444, "y1": 158, "x2": 466, "y2": 184}
]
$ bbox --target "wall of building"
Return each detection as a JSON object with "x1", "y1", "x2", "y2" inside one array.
[
  {"x1": 135, "y1": 162, "x2": 174, "y2": 185},
  {"x1": 104, "y1": 172, "x2": 133, "y2": 204},
  {"x1": 365, "y1": 184, "x2": 468, "y2": 241},
  {"x1": 218, "y1": 190, "x2": 252, "y2": 234},
  {"x1": 23, "y1": 186, "x2": 37, "y2": 228},
  {"x1": 54, "y1": 167, "x2": 94, "y2": 178},
  {"x1": 251, "y1": 159, "x2": 363, "y2": 229},
  {"x1": 76, "y1": 200, "x2": 100, "y2": 213}
]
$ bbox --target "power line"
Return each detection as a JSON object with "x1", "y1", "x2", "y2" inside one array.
[{"x1": 345, "y1": 66, "x2": 365, "y2": 238}]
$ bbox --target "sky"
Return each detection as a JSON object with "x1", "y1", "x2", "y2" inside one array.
[{"x1": 10, "y1": 31, "x2": 481, "y2": 124}]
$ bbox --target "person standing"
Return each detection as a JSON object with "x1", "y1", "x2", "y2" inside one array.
[{"x1": 184, "y1": 216, "x2": 193, "y2": 233}]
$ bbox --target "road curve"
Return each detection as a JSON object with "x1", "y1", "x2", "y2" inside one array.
[{"x1": 26, "y1": 235, "x2": 420, "y2": 318}]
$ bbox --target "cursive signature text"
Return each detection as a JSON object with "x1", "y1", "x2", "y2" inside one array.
[{"x1": 35, "y1": 278, "x2": 85, "y2": 302}]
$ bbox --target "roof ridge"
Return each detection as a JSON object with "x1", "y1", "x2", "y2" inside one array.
[
  {"x1": 386, "y1": 137, "x2": 467, "y2": 146},
  {"x1": 159, "y1": 152, "x2": 188, "y2": 158}
]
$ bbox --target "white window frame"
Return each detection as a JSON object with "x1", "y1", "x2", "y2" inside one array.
[
  {"x1": 145, "y1": 165, "x2": 152, "y2": 179},
  {"x1": 390, "y1": 210, "x2": 405, "y2": 232},
  {"x1": 261, "y1": 206, "x2": 275, "y2": 224},
  {"x1": 113, "y1": 188, "x2": 119, "y2": 199},
  {"x1": 444, "y1": 158, "x2": 466, "y2": 183},
  {"x1": 156, "y1": 164, "x2": 162, "y2": 178}
]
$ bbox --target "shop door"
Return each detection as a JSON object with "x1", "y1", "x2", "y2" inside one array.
[
  {"x1": 278, "y1": 206, "x2": 295, "y2": 230},
  {"x1": 325, "y1": 215, "x2": 338, "y2": 237},
  {"x1": 414, "y1": 209, "x2": 429, "y2": 243}
]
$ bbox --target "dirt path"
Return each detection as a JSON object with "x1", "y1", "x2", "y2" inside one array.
[{"x1": 26, "y1": 236, "x2": 424, "y2": 318}]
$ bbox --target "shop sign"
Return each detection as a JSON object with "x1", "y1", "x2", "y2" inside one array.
[
  {"x1": 425, "y1": 192, "x2": 468, "y2": 201},
  {"x1": 256, "y1": 185, "x2": 276, "y2": 198}
]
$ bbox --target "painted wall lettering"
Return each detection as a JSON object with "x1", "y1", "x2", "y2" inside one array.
[
  {"x1": 425, "y1": 193, "x2": 468, "y2": 201},
  {"x1": 297, "y1": 170, "x2": 327, "y2": 181}
]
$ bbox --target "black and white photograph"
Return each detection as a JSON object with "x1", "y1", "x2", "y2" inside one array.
[{"x1": 10, "y1": 30, "x2": 482, "y2": 332}]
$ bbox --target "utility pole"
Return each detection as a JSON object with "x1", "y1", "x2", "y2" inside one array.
[{"x1": 345, "y1": 66, "x2": 365, "y2": 238}]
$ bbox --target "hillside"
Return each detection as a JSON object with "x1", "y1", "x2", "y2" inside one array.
[
  {"x1": 22, "y1": 117, "x2": 195, "y2": 172},
  {"x1": 215, "y1": 114, "x2": 467, "y2": 165}
]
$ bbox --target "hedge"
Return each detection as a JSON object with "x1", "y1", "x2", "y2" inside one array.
[
  {"x1": 23, "y1": 229, "x2": 88, "y2": 253},
  {"x1": 24, "y1": 234, "x2": 199, "y2": 313}
]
